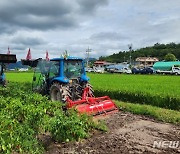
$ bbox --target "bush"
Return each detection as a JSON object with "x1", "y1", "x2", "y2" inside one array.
[
  {"x1": 49, "y1": 110, "x2": 95, "y2": 142},
  {"x1": 0, "y1": 82, "x2": 104, "y2": 153}
]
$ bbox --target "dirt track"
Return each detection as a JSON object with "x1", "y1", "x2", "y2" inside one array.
[{"x1": 44, "y1": 112, "x2": 180, "y2": 154}]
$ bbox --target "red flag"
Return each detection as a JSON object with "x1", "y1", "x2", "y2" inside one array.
[
  {"x1": 7, "y1": 47, "x2": 10, "y2": 54},
  {"x1": 46, "y1": 51, "x2": 49, "y2": 61},
  {"x1": 26, "y1": 48, "x2": 32, "y2": 60}
]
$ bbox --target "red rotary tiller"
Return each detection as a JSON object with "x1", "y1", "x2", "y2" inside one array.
[{"x1": 66, "y1": 87, "x2": 118, "y2": 116}]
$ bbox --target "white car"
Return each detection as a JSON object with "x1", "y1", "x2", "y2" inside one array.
[
  {"x1": 113, "y1": 67, "x2": 132, "y2": 74},
  {"x1": 122, "y1": 67, "x2": 132, "y2": 74},
  {"x1": 93, "y1": 67, "x2": 105, "y2": 73},
  {"x1": 19, "y1": 68, "x2": 28, "y2": 72},
  {"x1": 85, "y1": 68, "x2": 94, "y2": 72}
]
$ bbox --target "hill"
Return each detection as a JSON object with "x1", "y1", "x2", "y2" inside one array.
[{"x1": 99, "y1": 43, "x2": 180, "y2": 63}]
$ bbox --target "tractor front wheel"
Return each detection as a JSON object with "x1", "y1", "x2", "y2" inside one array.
[{"x1": 50, "y1": 83, "x2": 70, "y2": 103}]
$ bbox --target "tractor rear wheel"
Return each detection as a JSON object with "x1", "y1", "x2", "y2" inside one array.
[{"x1": 50, "y1": 83, "x2": 70, "y2": 103}]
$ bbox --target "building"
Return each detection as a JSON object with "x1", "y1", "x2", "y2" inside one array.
[
  {"x1": 93, "y1": 61, "x2": 114, "y2": 68},
  {"x1": 135, "y1": 57, "x2": 159, "y2": 67}
]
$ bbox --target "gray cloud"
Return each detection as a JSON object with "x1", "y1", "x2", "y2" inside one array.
[
  {"x1": 0, "y1": 0, "x2": 77, "y2": 31},
  {"x1": 0, "y1": 0, "x2": 109, "y2": 32},
  {"x1": 11, "y1": 35, "x2": 46, "y2": 46},
  {"x1": 90, "y1": 32, "x2": 129, "y2": 41},
  {"x1": 77, "y1": 0, "x2": 108, "y2": 14},
  {"x1": 0, "y1": 23, "x2": 18, "y2": 34},
  {"x1": 1, "y1": 0, "x2": 180, "y2": 59}
]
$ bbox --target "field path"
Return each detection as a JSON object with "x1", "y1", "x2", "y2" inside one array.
[{"x1": 45, "y1": 112, "x2": 180, "y2": 154}]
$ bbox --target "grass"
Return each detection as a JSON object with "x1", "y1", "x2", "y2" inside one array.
[
  {"x1": 88, "y1": 73, "x2": 180, "y2": 110},
  {"x1": 115, "y1": 101, "x2": 180, "y2": 124},
  {"x1": 88, "y1": 73, "x2": 180, "y2": 98},
  {"x1": 6, "y1": 72, "x2": 33, "y2": 82},
  {"x1": 5, "y1": 72, "x2": 180, "y2": 110},
  {"x1": 5, "y1": 72, "x2": 180, "y2": 124},
  {"x1": 6, "y1": 72, "x2": 180, "y2": 97}
]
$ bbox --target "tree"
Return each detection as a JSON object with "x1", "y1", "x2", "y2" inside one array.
[
  {"x1": 98, "y1": 43, "x2": 180, "y2": 63},
  {"x1": 164, "y1": 53, "x2": 176, "y2": 61}
]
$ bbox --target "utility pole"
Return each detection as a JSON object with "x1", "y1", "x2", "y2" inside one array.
[
  {"x1": 128, "y1": 44, "x2": 132, "y2": 65},
  {"x1": 86, "y1": 47, "x2": 92, "y2": 67},
  {"x1": 7, "y1": 47, "x2": 10, "y2": 54}
]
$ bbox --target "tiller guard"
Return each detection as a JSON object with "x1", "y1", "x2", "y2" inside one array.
[{"x1": 66, "y1": 87, "x2": 118, "y2": 116}]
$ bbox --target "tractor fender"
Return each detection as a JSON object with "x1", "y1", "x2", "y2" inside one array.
[
  {"x1": 80, "y1": 74, "x2": 89, "y2": 82},
  {"x1": 50, "y1": 77, "x2": 69, "y2": 84}
]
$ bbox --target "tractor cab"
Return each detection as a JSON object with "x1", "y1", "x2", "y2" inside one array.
[
  {"x1": 64, "y1": 59, "x2": 83, "y2": 79},
  {"x1": 32, "y1": 57, "x2": 89, "y2": 97},
  {"x1": 50, "y1": 57, "x2": 89, "y2": 82}
]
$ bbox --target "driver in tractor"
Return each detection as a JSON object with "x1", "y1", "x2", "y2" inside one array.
[{"x1": 64, "y1": 61, "x2": 82, "y2": 78}]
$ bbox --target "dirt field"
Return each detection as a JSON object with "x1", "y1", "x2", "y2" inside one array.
[{"x1": 44, "y1": 112, "x2": 180, "y2": 154}]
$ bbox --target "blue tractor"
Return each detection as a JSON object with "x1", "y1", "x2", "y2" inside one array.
[
  {"x1": 28, "y1": 56, "x2": 118, "y2": 116},
  {"x1": 0, "y1": 54, "x2": 17, "y2": 86},
  {"x1": 32, "y1": 57, "x2": 91, "y2": 101}
]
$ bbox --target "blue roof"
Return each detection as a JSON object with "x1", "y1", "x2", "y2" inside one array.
[
  {"x1": 51, "y1": 56, "x2": 83, "y2": 61},
  {"x1": 106, "y1": 64, "x2": 129, "y2": 69}
]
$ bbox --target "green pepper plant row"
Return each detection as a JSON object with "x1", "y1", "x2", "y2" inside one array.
[{"x1": 0, "y1": 82, "x2": 105, "y2": 153}]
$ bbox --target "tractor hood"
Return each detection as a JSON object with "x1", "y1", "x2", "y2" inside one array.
[{"x1": 51, "y1": 77, "x2": 69, "y2": 84}]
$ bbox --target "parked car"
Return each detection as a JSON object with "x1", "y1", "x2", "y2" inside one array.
[
  {"x1": 132, "y1": 68, "x2": 141, "y2": 74},
  {"x1": 19, "y1": 68, "x2": 29, "y2": 72},
  {"x1": 132, "y1": 67, "x2": 154, "y2": 74},
  {"x1": 114, "y1": 67, "x2": 132, "y2": 74},
  {"x1": 106, "y1": 68, "x2": 115, "y2": 73},
  {"x1": 93, "y1": 67, "x2": 105, "y2": 73},
  {"x1": 142, "y1": 67, "x2": 154, "y2": 74},
  {"x1": 85, "y1": 67, "x2": 94, "y2": 72},
  {"x1": 122, "y1": 67, "x2": 132, "y2": 74}
]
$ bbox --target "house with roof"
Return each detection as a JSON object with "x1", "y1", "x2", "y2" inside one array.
[
  {"x1": 135, "y1": 57, "x2": 159, "y2": 67},
  {"x1": 93, "y1": 61, "x2": 115, "y2": 68}
]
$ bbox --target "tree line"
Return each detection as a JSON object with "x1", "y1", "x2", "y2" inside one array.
[{"x1": 99, "y1": 43, "x2": 180, "y2": 63}]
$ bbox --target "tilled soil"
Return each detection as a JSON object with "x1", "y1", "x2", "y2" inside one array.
[{"x1": 44, "y1": 112, "x2": 180, "y2": 154}]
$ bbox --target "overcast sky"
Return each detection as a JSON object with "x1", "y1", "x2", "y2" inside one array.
[{"x1": 0, "y1": 0, "x2": 180, "y2": 60}]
